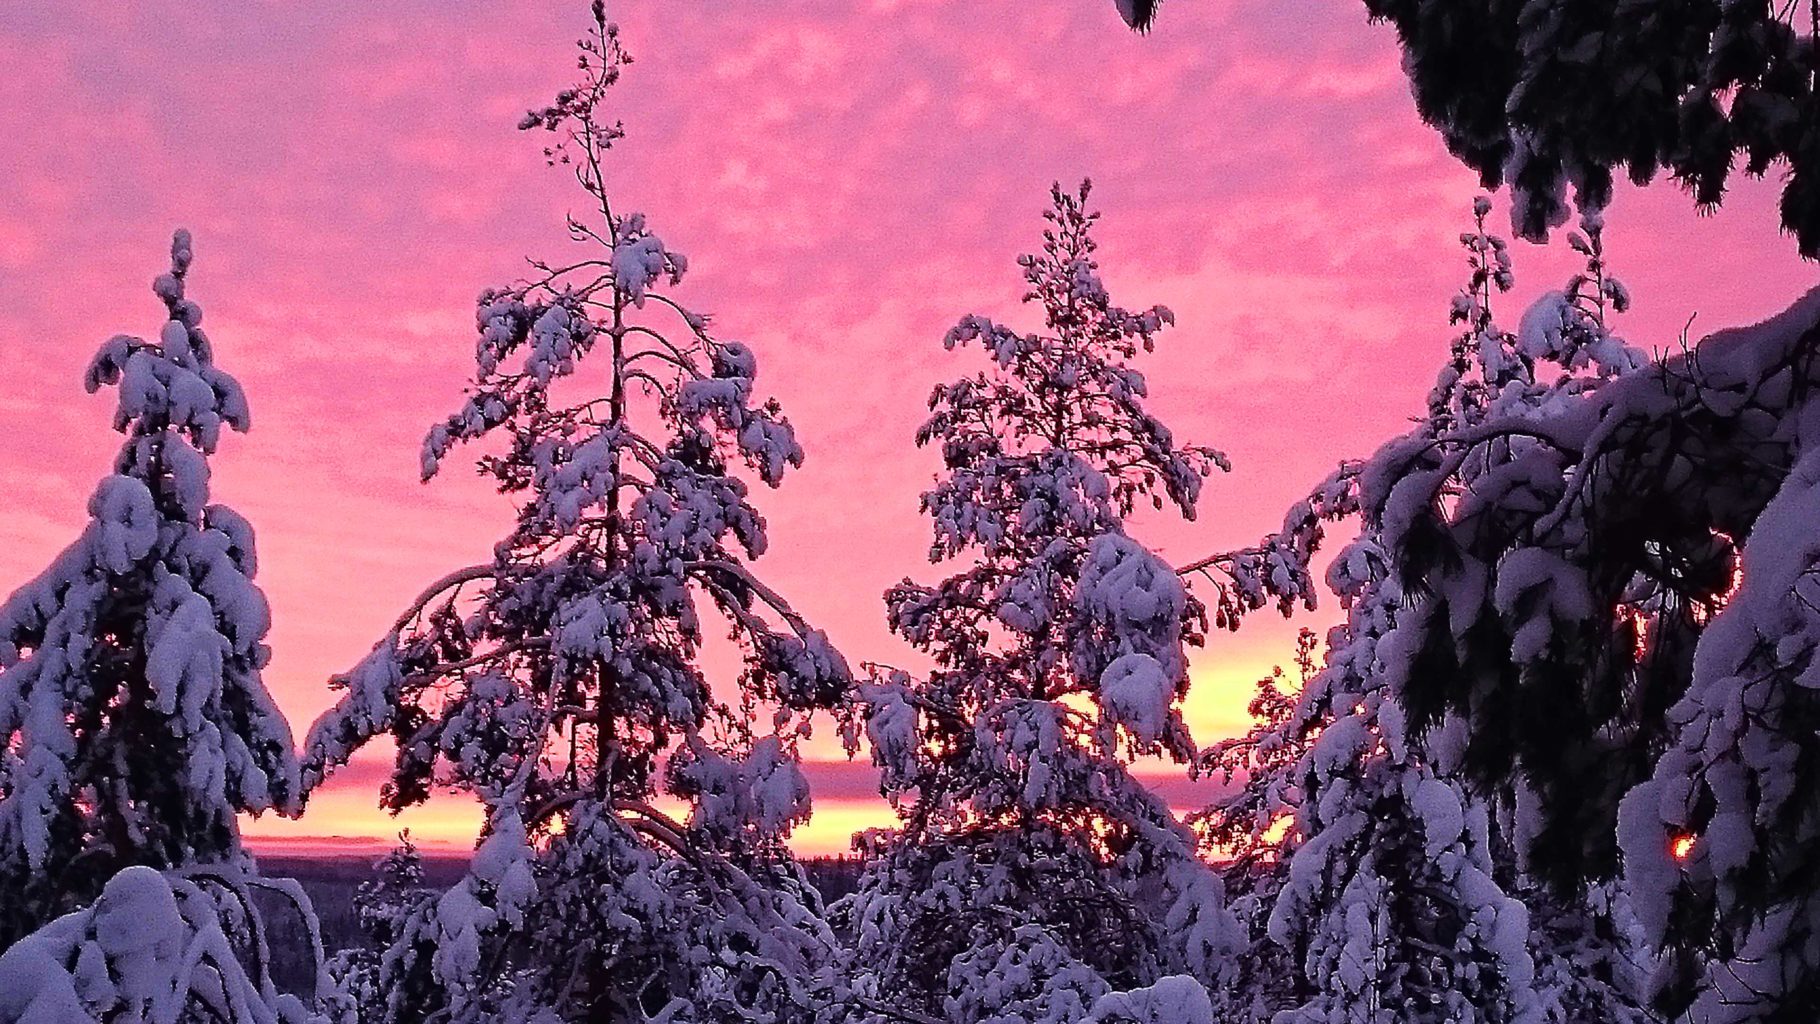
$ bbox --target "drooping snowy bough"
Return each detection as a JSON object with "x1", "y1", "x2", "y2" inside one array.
[
  {"x1": 1187, "y1": 188, "x2": 1820, "y2": 1018},
  {"x1": 1618, "y1": 341, "x2": 1820, "y2": 1022},
  {"x1": 303, "y1": 11, "x2": 851, "y2": 1024},
  {"x1": 1352, "y1": 0, "x2": 1820, "y2": 256},
  {"x1": 1364, "y1": 263, "x2": 1820, "y2": 1023},
  {"x1": 0, "y1": 866, "x2": 323, "y2": 1024},
  {"x1": 838, "y1": 182, "x2": 1238, "y2": 1024},
  {"x1": 0, "y1": 231, "x2": 301, "y2": 949}
]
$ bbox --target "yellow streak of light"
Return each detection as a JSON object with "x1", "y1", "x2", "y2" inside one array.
[{"x1": 1182, "y1": 646, "x2": 1290, "y2": 743}]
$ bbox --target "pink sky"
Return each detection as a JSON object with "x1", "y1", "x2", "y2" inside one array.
[{"x1": 1, "y1": 2, "x2": 1814, "y2": 856}]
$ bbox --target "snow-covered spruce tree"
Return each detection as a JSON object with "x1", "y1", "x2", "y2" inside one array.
[
  {"x1": 1371, "y1": 271, "x2": 1820, "y2": 1024},
  {"x1": 1364, "y1": 211, "x2": 1799, "y2": 903},
  {"x1": 302, "y1": 11, "x2": 851, "y2": 1024},
  {"x1": 1247, "y1": 212, "x2": 1820, "y2": 1024},
  {"x1": 1183, "y1": 200, "x2": 1662, "y2": 1023},
  {"x1": 1116, "y1": 0, "x2": 1820, "y2": 258},
  {"x1": 1196, "y1": 198, "x2": 1646, "y2": 808},
  {"x1": 839, "y1": 181, "x2": 1238, "y2": 1024},
  {"x1": 0, "y1": 866, "x2": 324, "y2": 1024},
  {"x1": 0, "y1": 230, "x2": 301, "y2": 949},
  {"x1": 1262, "y1": 549, "x2": 1542, "y2": 1024}
]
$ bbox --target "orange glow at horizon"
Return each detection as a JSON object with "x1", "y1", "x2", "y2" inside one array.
[{"x1": 242, "y1": 649, "x2": 1281, "y2": 859}]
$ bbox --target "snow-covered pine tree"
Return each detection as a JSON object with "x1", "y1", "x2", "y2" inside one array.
[
  {"x1": 303, "y1": 9, "x2": 852, "y2": 1024},
  {"x1": 1116, "y1": 0, "x2": 1820, "y2": 257},
  {"x1": 0, "y1": 230, "x2": 301, "y2": 949},
  {"x1": 839, "y1": 181, "x2": 1238, "y2": 1023},
  {"x1": 1373, "y1": 270, "x2": 1820, "y2": 1024},
  {"x1": 1185, "y1": 200, "x2": 1659, "y2": 1024}
]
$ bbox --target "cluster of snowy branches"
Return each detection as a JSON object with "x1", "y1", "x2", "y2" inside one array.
[
  {"x1": 1176, "y1": 188, "x2": 1820, "y2": 1024},
  {"x1": 11, "y1": 5, "x2": 1820, "y2": 1024},
  {"x1": 1117, "y1": 0, "x2": 1820, "y2": 258}
]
